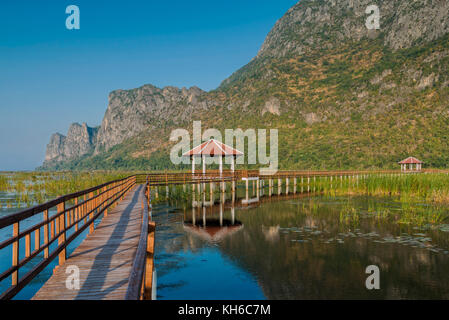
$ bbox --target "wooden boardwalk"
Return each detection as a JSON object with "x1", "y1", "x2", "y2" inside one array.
[{"x1": 32, "y1": 185, "x2": 144, "y2": 300}]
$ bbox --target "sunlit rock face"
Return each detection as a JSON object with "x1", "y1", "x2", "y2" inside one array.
[
  {"x1": 94, "y1": 85, "x2": 214, "y2": 154},
  {"x1": 43, "y1": 123, "x2": 98, "y2": 164},
  {"x1": 256, "y1": 0, "x2": 449, "y2": 59}
]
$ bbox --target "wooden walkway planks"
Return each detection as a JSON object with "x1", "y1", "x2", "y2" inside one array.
[{"x1": 32, "y1": 185, "x2": 144, "y2": 300}]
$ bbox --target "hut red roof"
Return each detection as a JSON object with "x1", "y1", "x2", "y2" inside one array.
[
  {"x1": 183, "y1": 139, "x2": 243, "y2": 157},
  {"x1": 398, "y1": 157, "x2": 423, "y2": 164}
]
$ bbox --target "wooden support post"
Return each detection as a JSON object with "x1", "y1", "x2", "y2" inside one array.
[
  {"x1": 50, "y1": 218, "x2": 55, "y2": 240},
  {"x1": 12, "y1": 222, "x2": 19, "y2": 286},
  {"x1": 34, "y1": 228, "x2": 40, "y2": 252},
  {"x1": 43, "y1": 209, "x2": 49, "y2": 259},
  {"x1": 103, "y1": 187, "x2": 108, "y2": 218},
  {"x1": 25, "y1": 233, "x2": 31, "y2": 258},
  {"x1": 89, "y1": 192, "x2": 94, "y2": 235},
  {"x1": 74, "y1": 198, "x2": 79, "y2": 229},
  {"x1": 143, "y1": 221, "x2": 156, "y2": 300},
  {"x1": 57, "y1": 201, "x2": 66, "y2": 265}
]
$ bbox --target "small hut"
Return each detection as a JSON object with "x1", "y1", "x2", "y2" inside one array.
[
  {"x1": 182, "y1": 139, "x2": 244, "y2": 175},
  {"x1": 398, "y1": 157, "x2": 423, "y2": 172}
]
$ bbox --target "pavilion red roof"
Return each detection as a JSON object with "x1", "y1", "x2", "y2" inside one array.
[
  {"x1": 398, "y1": 157, "x2": 423, "y2": 164},
  {"x1": 183, "y1": 139, "x2": 244, "y2": 157}
]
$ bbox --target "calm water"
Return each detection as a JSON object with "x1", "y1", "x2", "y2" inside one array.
[{"x1": 154, "y1": 188, "x2": 449, "y2": 300}]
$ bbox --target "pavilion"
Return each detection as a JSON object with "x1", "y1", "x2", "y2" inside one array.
[
  {"x1": 398, "y1": 157, "x2": 423, "y2": 172},
  {"x1": 183, "y1": 139, "x2": 244, "y2": 175}
]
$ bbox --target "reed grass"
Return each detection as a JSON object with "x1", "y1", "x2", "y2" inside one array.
[
  {"x1": 297, "y1": 173, "x2": 449, "y2": 204},
  {"x1": 0, "y1": 171, "x2": 135, "y2": 208}
]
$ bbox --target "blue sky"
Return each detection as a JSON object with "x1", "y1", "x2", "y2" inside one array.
[{"x1": 0, "y1": 0, "x2": 298, "y2": 171}]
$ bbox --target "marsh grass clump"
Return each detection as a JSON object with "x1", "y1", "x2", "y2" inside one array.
[
  {"x1": 314, "y1": 173, "x2": 449, "y2": 204},
  {"x1": 1, "y1": 171, "x2": 136, "y2": 209}
]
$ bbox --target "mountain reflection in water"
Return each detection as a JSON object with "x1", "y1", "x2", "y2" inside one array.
[{"x1": 153, "y1": 185, "x2": 449, "y2": 300}]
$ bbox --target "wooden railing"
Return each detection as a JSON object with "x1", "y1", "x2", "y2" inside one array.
[
  {"x1": 0, "y1": 175, "x2": 137, "y2": 300},
  {"x1": 142, "y1": 169, "x2": 410, "y2": 186},
  {"x1": 126, "y1": 177, "x2": 155, "y2": 300}
]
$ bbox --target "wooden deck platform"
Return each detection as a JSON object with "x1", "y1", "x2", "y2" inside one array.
[{"x1": 32, "y1": 185, "x2": 144, "y2": 300}]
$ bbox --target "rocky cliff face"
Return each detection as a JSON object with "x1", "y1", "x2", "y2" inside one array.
[
  {"x1": 255, "y1": 0, "x2": 449, "y2": 59},
  {"x1": 95, "y1": 85, "x2": 214, "y2": 153},
  {"x1": 44, "y1": 123, "x2": 98, "y2": 165}
]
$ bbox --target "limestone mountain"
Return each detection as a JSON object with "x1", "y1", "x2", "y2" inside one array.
[
  {"x1": 44, "y1": 123, "x2": 99, "y2": 166},
  {"x1": 41, "y1": 0, "x2": 449, "y2": 170},
  {"x1": 94, "y1": 85, "x2": 213, "y2": 153}
]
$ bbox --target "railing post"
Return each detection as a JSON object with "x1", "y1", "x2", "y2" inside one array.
[
  {"x1": 43, "y1": 209, "x2": 49, "y2": 258},
  {"x1": 74, "y1": 198, "x2": 79, "y2": 232},
  {"x1": 144, "y1": 221, "x2": 156, "y2": 300},
  {"x1": 103, "y1": 187, "x2": 108, "y2": 217},
  {"x1": 25, "y1": 232, "x2": 30, "y2": 259},
  {"x1": 89, "y1": 192, "x2": 94, "y2": 234},
  {"x1": 12, "y1": 222, "x2": 19, "y2": 286},
  {"x1": 57, "y1": 201, "x2": 66, "y2": 265}
]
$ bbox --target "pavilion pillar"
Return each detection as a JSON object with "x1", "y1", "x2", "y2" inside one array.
[
  {"x1": 294, "y1": 177, "x2": 297, "y2": 194},
  {"x1": 231, "y1": 156, "x2": 236, "y2": 192},
  {"x1": 202, "y1": 155, "x2": 206, "y2": 175},
  {"x1": 191, "y1": 156, "x2": 195, "y2": 174},
  {"x1": 219, "y1": 156, "x2": 223, "y2": 176},
  {"x1": 210, "y1": 182, "x2": 214, "y2": 204}
]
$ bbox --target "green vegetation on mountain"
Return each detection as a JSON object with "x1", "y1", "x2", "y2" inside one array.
[{"x1": 41, "y1": 0, "x2": 449, "y2": 171}]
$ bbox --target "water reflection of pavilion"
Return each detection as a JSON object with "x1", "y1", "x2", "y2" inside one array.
[{"x1": 183, "y1": 183, "x2": 319, "y2": 242}]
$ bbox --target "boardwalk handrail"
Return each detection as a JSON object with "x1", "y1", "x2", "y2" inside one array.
[
  {"x1": 126, "y1": 177, "x2": 155, "y2": 300},
  {"x1": 0, "y1": 175, "x2": 137, "y2": 300},
  {"x1": 142, "y1": 169, "x2": 409, "y2": 186}
]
